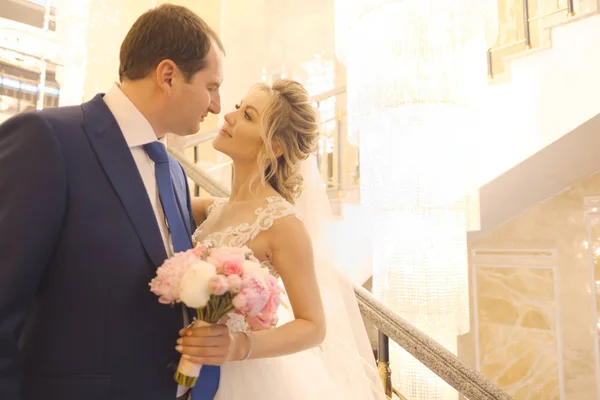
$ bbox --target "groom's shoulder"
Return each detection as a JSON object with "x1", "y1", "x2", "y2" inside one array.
[
  {"x1": 36, "y1": 103, "x2": 85, "y2": 127},
  {"x1": 3, "y1": 103, "x2": 83, "y2": 132},
  {"x1": 0, "y1": 105, "x2": 91, "y2": 161}
]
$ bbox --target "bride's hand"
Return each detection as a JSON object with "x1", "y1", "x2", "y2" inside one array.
[{"x1": 176, "y1": 324, "x2": 232, "y2": 366}]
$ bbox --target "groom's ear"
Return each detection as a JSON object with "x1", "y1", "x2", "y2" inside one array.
[{"x1": 155, "y1": 59, "x2": 177, "y2": 95}]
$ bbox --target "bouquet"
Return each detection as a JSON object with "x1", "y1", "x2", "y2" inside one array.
[{"x1": 149, "y1": 243, "x2": 282, "y2": 387}]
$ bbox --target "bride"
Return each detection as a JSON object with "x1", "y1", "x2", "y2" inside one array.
[{"x1": 180, "y1": 79, "x2": 386, "y2": 399}]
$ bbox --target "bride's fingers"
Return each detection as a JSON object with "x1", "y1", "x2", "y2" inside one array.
[
  {"x1": 177, "y1": 335, "x2": 228, "y2": 348},
  {"x1": 177, "y1": 344, "x2": 228, "y2": 358},
  {"x1": 178, "y1": 324, "x2": 194, "y2": 336},
  {"x1": 179, "y1": 323, "x2": 228, "y2": 337}
]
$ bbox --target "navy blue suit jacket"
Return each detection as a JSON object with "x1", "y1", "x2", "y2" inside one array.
[{"x1": 0, "y1": 94, "x2": 195, "y2": 399}]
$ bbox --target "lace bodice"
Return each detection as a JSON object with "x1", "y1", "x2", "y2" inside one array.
[
  {"x1": 193, "y1": 196, "x2": 298, "y2": 249},
  {"x1": 192, "y1": 196, "x2": 299, "y2": 332}
]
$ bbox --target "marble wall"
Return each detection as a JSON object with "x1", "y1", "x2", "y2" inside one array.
[
  {"x1": 472, "y1": 250, "x2": 562, "y2": 399},
  {"x1": 469, "y1": 171, "x2": 600, "y2": 399}
]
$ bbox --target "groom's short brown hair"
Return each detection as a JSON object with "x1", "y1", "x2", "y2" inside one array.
[{"x1": 119, "y1": 4, "x2": 225, "y2": 82}]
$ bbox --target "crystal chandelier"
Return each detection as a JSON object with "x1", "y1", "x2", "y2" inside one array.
[{"x1": 337, "y1": 0, "x2": 492, "y2": 398}]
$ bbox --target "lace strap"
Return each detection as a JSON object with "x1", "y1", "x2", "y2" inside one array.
[
  {"x1": 249, "y1": 197, "x2": 299, "y2": 242},
  {"x1": 207, "y1": 198, "x2": 227, "y2": 216}
]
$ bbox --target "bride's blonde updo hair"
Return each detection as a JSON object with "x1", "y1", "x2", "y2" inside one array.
[{"x1": 253, "y1": 79, "x2": 320, "y2": 204}]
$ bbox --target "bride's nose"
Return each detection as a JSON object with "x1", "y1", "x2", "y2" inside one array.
[{"x1": 224, "y1": 112, "x2": 234, "y2": 127}]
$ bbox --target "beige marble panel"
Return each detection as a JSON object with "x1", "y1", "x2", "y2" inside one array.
[
  {"x1": 477, "y1": 267, "x2": 555, "y2": 328},
  {"x1": 476, "y1": 266, "x2": 559, "y2": 399},
  {"x1": 469, "y1": 171, "x2": 600, "y2": 399}
]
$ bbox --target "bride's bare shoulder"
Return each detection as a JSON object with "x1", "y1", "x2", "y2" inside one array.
[{"x1": 265, "y1": 211, "x2": 311, "y2": 248}]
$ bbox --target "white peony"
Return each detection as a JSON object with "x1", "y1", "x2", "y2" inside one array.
[
  {"x1": 179, "y1": 260, "x2": 217, "y2": 308},
  {"x1": 243, "y1": 260, "x2": 269, "y2": 277}
]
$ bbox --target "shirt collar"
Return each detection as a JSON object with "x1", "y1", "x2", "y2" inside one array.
[{"x1": 103, "y1": 83, "x2": 159, "y2": 148}]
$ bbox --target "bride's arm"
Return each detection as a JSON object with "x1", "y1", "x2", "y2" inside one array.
[
  {"x1": 230, "y1": 216, "x2": 326, "y2": 360},
  {"x1": 176, "y1": 215, "x2": 326, "y2": 364},
  {"x1": 190, "y1": 197, "x2": 217, "y2": 226}
]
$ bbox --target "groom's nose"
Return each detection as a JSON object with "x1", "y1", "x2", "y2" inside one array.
[{"x1": 208, "y1": 91, "x2": 221, "y2": 115}]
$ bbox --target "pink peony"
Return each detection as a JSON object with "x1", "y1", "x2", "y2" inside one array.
[
  {"x1": 207, "y1": 247, "x2": 246, "y2": 272},
  {"x1": 227, "y1": 274, "x2": 242, "y2": 294},
  {"x1": 246, "y1": 275, "x2": 282, "y2": 329},
  {"x1": 232, "y1": 271, "x2": 270, "y2": 316},
  {"x1": 223, "y1": 261, "x2": 243, "y2": 276},
  {"x1": 149, "y1": 250, "x2": 198, "y2": 304},
  {"x1": 208, "y1": 275, "x2": 229, "y2": 296}
]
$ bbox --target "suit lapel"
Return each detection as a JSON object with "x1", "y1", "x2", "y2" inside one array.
[{"x1": 81, "y1": 94, "x2": 168, "y2": 268}]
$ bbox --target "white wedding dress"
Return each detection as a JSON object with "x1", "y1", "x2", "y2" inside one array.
[{"x1": 192, "y1": 193, "x2": 386, "y2": 400}]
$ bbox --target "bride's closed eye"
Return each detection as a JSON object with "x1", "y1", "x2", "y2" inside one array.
[{"x1": 235, "y1": 103, "x2": 252, "y2": 121}]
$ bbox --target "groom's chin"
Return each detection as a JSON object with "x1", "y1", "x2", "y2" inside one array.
[{"x1": 172, "y1": 124, "x2": 201, "y2": 137}]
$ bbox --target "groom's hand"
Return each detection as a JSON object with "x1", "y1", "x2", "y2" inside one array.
[{"x1": 176, "y1": 324, "x2": 231, "y2": 366}]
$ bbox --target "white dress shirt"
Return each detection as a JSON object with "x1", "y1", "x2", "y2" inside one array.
[
  {"x1": 103, "y1": 84, "x2": 187, "y2": 398},
  {"x1": 103, "y1": 84, "x2": 173, "y2": 254}
]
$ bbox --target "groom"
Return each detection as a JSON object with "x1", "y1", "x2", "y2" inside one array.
[{"x1": 0, "y1": 5, "x2": 233, "y2": 400}]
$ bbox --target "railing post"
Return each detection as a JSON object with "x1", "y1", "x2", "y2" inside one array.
[
  {"x1": 193, "y1": 146, "x2": 200, "y2": 196},
  {"x1": 486, "y1": 48, "x2": 493, "y2": 79},
  {"x1": 336, "y1": 116, "x2": 343, "y2": 199},
  {"x1": 567, "y1": 0, "x2": 575, "y2": 15},
  {"x1": 377, "y1": 331, "x2": 392, "y2": 397},
  {"x1": 523, "y1": 0, "x2": 531, "y2": 48}
]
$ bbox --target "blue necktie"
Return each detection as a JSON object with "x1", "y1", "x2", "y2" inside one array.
[{"x1": 144, "y1": 142, "x2": 221, "y2": 400}]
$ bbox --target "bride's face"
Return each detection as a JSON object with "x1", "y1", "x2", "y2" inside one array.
[{"x1": 213, "y1": 89, "x2": 269, "y2": 163}]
